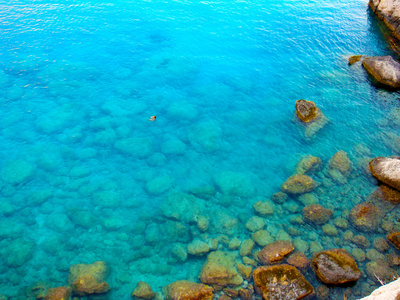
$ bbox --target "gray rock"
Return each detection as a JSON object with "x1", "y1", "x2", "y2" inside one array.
[
  {"x1": 362, "y1": 56, "x2": 400, "y2": 89},
  {"x1": 369, "y1": 157, "x2": 400, "y2": 191}
]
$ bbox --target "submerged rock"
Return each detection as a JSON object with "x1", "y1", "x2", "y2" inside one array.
[
  {"x1": 257, "y1": 240, "x2": 295, "y2": 265},
  {"x1": 387, "y1": 232, "x2": 400, "y2": 251},
  {"x1": 312, "y1": 249, "x2": 361, "y2": 285},
  {"x1": 328, "y1": 150, "x2": 352, "y2": 176},
  {"x1": 281, "y1": 174, "x2": 316, "y2": 194},
  {"x1": 362, "y1": 56, "x2": 400, "y2": 89},
  {"x1": 302, "y1": 204, "x2": 333, "y2": 225},
  {"x1": 45, "y1": 287, "x2": 71, "y2": 300},
  {"x1": 68, "y1": 261, "x2": 110, "y2": 296},
  {"x1": 366, "y1": 259, "x2": 398, "y2": 284},
  {"x1": 369, "y1": 183, "x2": 400, "y2": 205},
  {"x1": 296, "y1": 155, "x2": 322, "y2": 175},
  {"x1": 286, "y1": 251, "x2": 310, "y2": 270},
  {"x1": 349, "y1": 202, "x2": 382, "y2": 232},
  {"x1": 163, "y1": 280, "x2": 213, "y2": 300},
  {"x1": 253, "y1": 264, "x2": 314, "y2": 300},
  {"x1": 131, "y1": 281, "x2": 155, "y2": 300},
  {"x1": 199, "y1": 251, "x2": 243, "y2": 288},
  {"x1": 369, "y1": 157, "x2": 400, "y2": 191}
]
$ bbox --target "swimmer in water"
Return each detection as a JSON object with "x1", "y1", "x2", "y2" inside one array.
[{"x1": 149, "y1": 116, "x2": 156, "y2": 121}]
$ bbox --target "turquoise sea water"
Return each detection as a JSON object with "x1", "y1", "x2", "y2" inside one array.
[{"x1": 1, "y1": 0, "x2": 400, "y2": 298}]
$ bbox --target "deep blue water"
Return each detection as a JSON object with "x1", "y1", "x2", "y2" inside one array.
[{"x1": 0, "y1": 0, "x2": 399, "y2": 298}]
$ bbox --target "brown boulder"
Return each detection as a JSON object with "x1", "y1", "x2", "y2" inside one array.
[
  {"x1": 258, "y1": 240, "x2": 295, "y2": 265},
  {"x1": 387, "y1": 232, "x2": 400, "y2": 251},
  {"x1": 362, "y1": 56, "x2": 400, "y2": 89},
  {"x1": 312, "y1": 249, "x2": 361, "y2": 285},
  {"x1": 303, "y1": 204, "x2": 333, "y2": 225},
  {"x1": 295, "y1": 99, "x2": 319, "y2": 123},
  {"x1": 163, "y1": 280, "x2": 213, "y2": 300},
  {"x1": 348, "y1": 55, "x2": 364, "y2": 65},
  {"x1": 281, "y1": 174, "x2": 316, "y2": 195},
  {"x1": 68, "y1": 261, "x2": 110, "y2": 296},
  {"x1": 253, "y1": 264, "x2": 314, "y2": 300},
  {"x1": 199, "y1": 251, "x2": 243, "y2": 288},
  {"x1": 45, "y1": 287, "x2": 71, "y2": 300},
  {"x1": 131, "y1": 281, "x2": 155, "y2": 299},
  {"x1": 370, "y1": 183, "x2": 400, "y2": 204},
  {"x1": 369, "y1": 157, "x2": 400, "y2": 191},
  {"x1": 349, "y1": 202, "x2": 382, "y2": 232}
]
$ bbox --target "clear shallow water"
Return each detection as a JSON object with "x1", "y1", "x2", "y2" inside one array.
[{"x1": 1, "y1": 0, "x2": 400, "y2": 298}]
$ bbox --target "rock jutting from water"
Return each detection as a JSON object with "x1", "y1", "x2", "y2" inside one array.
[
  {"x1": 369, "y1": 157, "x2": 400, "y2": 191},
  {"x1": 294, "y1": 99, "x2": 328, "y2": 138},
  {"x1": 312, "y1": 249, "x2": 361, "y2": 285},
  {"x1": 369, "y1": 0, "x2": 400, "y2": 42},
  {"x1": 253, "y1": 264, "x2": 314, "y2": 300},
  {"x1": 362, "y1": 56, "x2": 400, "y2": 89}
]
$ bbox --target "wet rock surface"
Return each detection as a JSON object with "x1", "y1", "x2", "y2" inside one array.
[
  {"x1": 312, "y1": 249, "x2": 361, "y2": 285},
  {"x1": 349, "y1": 202, "x2": 383, "y2": 232},
  {"x1": 258, "y1": 240, "x2": 295, "y2": 265},
  {"x1": 369, "y1": 0, "x2": 400, "y2": 41},
  {"x1": 387, "y1": 232, "x2": 400, "y2": 251},
  {"x1": 295, "y1": 99, "x2": 319, "y2": 123},
  {"x1": 362, "y1": 56, "x2": 400, "y2": 89},
  {"x1": 281, "y1": 174, "x2": 316, "y2": 194},
  {"x1": 370, "y1": 157, "x2": 400, "y2": 191},
  {"x1": 199, "y1": 251, "x2": 243, "y2": 288},
  {"x1": 253, "y1": 264, "x2": 314, "y2": 300},
  {"x1": 131, "y1": 281, "x2": 155, "y2": 299},
  {"x1": 68, "y1": 261, "x2": 110, "y2": 296},
  {"x1": 303, "y1": 204, "x2": 333, "y2": 225},
  {"x1": 163, "y1": 280, "x2": 214, "y2": 300}
]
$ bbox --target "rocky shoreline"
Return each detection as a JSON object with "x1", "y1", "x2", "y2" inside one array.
[{"x1": 369, "y1": 0, "x2": 400, "y2": 43}]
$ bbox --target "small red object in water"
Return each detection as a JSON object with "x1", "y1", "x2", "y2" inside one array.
[{"x1": 149, "y1": 116, "x2": 156, "y2": 121}]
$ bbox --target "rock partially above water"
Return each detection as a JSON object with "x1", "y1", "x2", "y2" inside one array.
[
  {"x1": 362, "y1": 56, "x2": 400, "y2": 89},
  {"x1": 294, "y1": 100, "x2": 328, "y2": 138},
  {"x1": 348, "y1": 55, "x2": 364, "y2": 65},
  {"x1": 295, "y1": 99, "x2": 319, "y2": 123},
  {"x1": 369, "y1": 0, "x2": 400, "y2": 41},
  {"x1": 370, "y1": 157, "x2": 400, "y2": 191},
  {"x1": 163, "y1": 280, "x2": 213, "y2": 300},
  {"x1": 281, "y1": 174, "x2": 316, "y2": 195},
  {"x1": 253, "y1": 264, "x2": 314, "y2": 300},
  {"x1": 312, "y1": 249, "x2": 361, "y2": 285}
]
